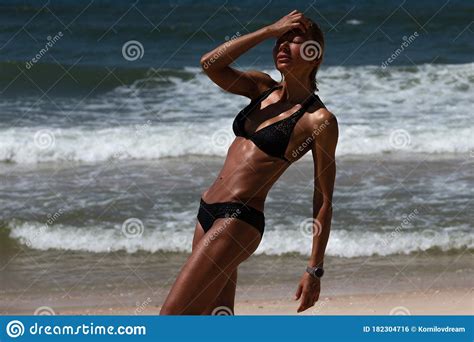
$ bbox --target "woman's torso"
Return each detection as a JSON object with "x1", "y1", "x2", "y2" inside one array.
[{"x1": 202, "y1": 84, "x2": 326, "y2": 212}]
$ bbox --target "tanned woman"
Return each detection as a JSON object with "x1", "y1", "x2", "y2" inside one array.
[{"x1": 160, "y1": 10, "x2": 338, "y2": 315}]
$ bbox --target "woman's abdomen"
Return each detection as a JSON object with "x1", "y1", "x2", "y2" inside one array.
[{"x1": 202, "y1": 138, "x2": 289, "y2": 211}]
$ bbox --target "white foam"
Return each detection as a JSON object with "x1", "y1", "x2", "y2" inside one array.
[
  {"x1": 8, "y1": 220, "x2": 472, "y2": 257},
  {"x1": 1, "y1": 63, "x2": 472, "y2": 164},
  {"x1": 8, "y1": 220, "x2": 194, "y2": 254},
  {"x1": 0, "y1": 123, "x2": 231, "y2": 164},
  {"x1": 259, "y1": 226, "x2": 473, "y2": 258},
  {"x1": 346, "y1": 19, "x2": 363, "y2": 25}
]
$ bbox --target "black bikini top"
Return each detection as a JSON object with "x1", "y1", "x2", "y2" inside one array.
[{"x1": 232, "y1": 85, "x2": 325, "y2": 163}]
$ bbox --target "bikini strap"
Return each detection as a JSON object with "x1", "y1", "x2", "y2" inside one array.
[
  {"x1": 291, "y1": 93, "x2": 322, "y2": 120},
  {"x1": 241, "y1": 85, "x2": 282, "y2": 115},
  {"x1": 243, "y1": 86, "x2": 324, "y2": 119},
  {"x1": 251, "y1": 84, "x2": 281, "y2": 104}
]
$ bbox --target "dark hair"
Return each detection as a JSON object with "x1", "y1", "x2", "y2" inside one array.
[{"x1": 306, "y1": 20, "x2": 325, "y2": 92}]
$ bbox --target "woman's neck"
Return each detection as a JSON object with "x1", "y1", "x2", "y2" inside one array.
[{"x1": 279, "y1": 73, "x2": 314, "y2": 104}]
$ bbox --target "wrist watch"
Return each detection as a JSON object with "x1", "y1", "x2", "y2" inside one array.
[{"x1": 306, "y1": 266, "x2": 324, "y2": 279}]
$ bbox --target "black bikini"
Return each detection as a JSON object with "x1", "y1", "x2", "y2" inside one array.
[
  {"x1": 197, "y1": 198, "x2": 265, "y2": 236},
  {"x1": 197, "y1": 85, "x2": 325, "y2": 237},
  {"x1": 233, "y1": 84, "x2": 325, "y2": 163}
]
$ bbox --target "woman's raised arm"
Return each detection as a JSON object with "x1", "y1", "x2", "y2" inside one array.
[{"x1": 200, "y1": 10, "x2": 310, "y2": 99}]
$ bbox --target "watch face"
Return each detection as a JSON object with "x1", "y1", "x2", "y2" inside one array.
[{"x1": 314, "y1": 268, "x2": 324, "y2": 277}]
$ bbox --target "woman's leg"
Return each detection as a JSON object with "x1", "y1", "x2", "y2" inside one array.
[
  {"x1": 201, "y1": 268, "x2": 237, "y2": 315},
  {"x1": 190, "y1": 221, "x2": 238, "y2": 315},
  {"x1": 159, "y1": 217, "x2": 261, "y2": 315}
]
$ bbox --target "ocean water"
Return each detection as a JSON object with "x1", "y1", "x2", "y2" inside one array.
[{"x1": 0, "y1": 0, "x2": 472, "y2": 261}]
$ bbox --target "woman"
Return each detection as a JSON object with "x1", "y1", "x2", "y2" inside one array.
[{"x1": 160, "y1": 10, "x2": 338, "y2": 315}]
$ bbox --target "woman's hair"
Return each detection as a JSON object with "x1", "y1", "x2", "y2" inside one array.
[{"x1": 306, "y1": 19, "x2": 325, "y2": 92}]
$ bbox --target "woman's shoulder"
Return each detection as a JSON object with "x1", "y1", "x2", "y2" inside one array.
[
  {"x1": 304, "y1": 104, "x2": 338, "y2": 143},
  {"x1": 307, "y1": 102, "x2": 337, "y2": 126},
  {"x1": 244, "y1": 70, "x2": 279, "y2": 100}
]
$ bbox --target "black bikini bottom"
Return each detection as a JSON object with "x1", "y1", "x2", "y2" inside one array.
[{"x1": 196, "y1": 197, "x2": 265, "y2": 237}]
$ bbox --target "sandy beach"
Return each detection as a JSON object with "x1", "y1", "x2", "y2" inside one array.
[
  {"x1": 4, "y1": 286, "x2": 472, "y2": 316},
  {"x1": 2, "y1": 249, "x2": 472, "y2": 316},
  {"x1": 67, "y1": 287, "x2": 474, "y2": 316}
]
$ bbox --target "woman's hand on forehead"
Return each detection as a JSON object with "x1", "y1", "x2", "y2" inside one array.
[{"x1": 276, "y1": 28, "x2": 307, "y2": 45}]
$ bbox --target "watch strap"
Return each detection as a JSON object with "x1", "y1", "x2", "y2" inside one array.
[{"x1": 306, "y1": 266, "x2": 324, "y2": 278}]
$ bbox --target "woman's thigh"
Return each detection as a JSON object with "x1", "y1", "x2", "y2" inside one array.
[
  {"x1": 193, "y1": 220, "x2": 239, "y2": 314},
  {"x1": 160, "y1": 217, "x2": 262, "y2": 314},
  {"x1": 201, "y1": 267, "x2": 237, "y2": 315}
]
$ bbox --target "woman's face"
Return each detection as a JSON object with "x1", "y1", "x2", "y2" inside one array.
[{"x1": 273, "y1": 28, "x2": 319, "y2": 75}]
